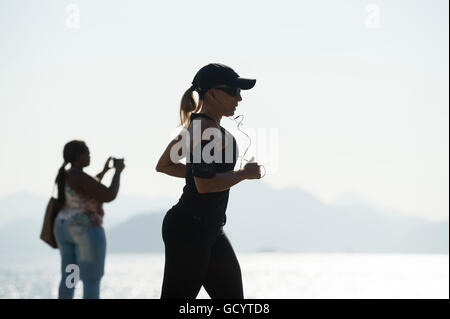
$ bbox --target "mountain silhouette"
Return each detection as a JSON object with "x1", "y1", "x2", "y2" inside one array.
[{"x1": 0, "y1": 183, "x2": 448, "y2": 254}]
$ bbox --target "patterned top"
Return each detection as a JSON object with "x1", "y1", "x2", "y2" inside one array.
[{"x1": 56, "y1": 184, "x2": 104, "y2": 227}]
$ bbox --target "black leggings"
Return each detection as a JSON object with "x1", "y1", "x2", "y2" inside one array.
[{"x1": 160, "y1": 210, "x2": 243, "y2": 299}]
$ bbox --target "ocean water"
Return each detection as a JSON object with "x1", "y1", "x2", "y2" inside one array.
[{"x1": 0, "y1": 252, "x2": 448, "y2": 299}]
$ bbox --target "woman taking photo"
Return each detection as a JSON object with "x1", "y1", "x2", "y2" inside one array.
[
  {"x1": 53, "y1": 140, "x2": 125, "y2": 299},
  {"x1": 156, "y1": 63, "x2": 261, "y2": 299}
]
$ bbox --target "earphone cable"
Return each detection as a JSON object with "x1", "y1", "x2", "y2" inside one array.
[{"x1": 228, "y1": 115, "x2": 266, "y2": 178}]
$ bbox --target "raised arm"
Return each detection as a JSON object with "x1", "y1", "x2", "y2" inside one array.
[
  {"x1": 96, "y1": 157, "x2": 113, "y2": 182},
  {"x1": 73, "y1": 161, "x2": 125, "y2": 203}
]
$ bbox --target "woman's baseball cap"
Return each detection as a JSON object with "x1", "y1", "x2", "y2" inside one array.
[{"x1": 192, "y1": 63, "x2": 256, "y2": 95}]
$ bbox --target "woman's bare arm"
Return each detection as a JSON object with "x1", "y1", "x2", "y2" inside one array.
[
  {"x1": 194, "y1": 161, "x2": 261, "y2": 194},
  {"x1": 95, "y1": 157, "x2": 113, "y2": 182},
  {"x1": 194, "y1": 170, "x2": 247, "y2": 194},
  {"x1": 156, "y1": 131, "x2": 187, "y2": 178},
  {"x1": 69, "y1": 162, "x2": 124, "y2": 203}
]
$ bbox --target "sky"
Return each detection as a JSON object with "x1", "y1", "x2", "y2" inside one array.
[{"x1": 0, "y1": 0, "x2": 448, "y2": 222}]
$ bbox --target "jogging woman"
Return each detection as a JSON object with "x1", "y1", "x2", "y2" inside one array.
[
  {"x1": 156, "y1": 63, "x2": 261, "y2": 299},
  {"x1": 53, "y1": 140, "x2": 125, "y2": 298}
]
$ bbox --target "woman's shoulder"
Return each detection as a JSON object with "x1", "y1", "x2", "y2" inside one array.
[
  {"x1": 66, "y1": 169, "x2": 83, "y2": 180},
  {"x1": 66, "y1": 170, "x2": 93, "y2": 191},
  {"x1": 190, "y1": 113, "x2": 216, "y2": 125},
  {"x1": 187, "y1": 115, "x2": 219, "y2": 140}
]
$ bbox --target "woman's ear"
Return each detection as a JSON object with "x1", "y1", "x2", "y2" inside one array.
[{"x1": 205, "y1": 89, "x2": 215, "y2": 101}]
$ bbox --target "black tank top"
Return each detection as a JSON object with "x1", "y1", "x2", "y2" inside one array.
[{"x1": 171, "y1": 112, "x2": 239, "y2": 227}]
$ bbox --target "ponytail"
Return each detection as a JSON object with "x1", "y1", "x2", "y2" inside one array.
[
  {"x1": 179, "y1": 85, "x2": 202, "y2": 128},
  {"x1": 56, "y1": 162, "x2": 68, "y2": 206},
  {"x1": 56, "y1": 140, "x2": 88, "y2": 206}
]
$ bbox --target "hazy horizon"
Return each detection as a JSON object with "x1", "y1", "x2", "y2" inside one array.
[{"x1": 1, "y1": 181, "x2": 448, "y2": 255}]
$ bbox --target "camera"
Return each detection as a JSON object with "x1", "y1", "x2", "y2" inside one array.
[{"x1": 112, "y1": 158, "x2": 124, "y2": 168}]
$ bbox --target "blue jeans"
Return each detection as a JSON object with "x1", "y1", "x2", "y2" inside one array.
[{"x1": 53, "y1": 216, "x2": 106, "y2": 299}]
